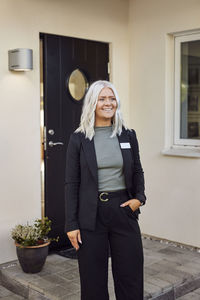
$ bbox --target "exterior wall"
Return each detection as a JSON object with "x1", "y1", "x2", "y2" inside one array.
[
  {"x1": 129, "y1": 0, "x2": 200, "y2": 247},
  {"x1": 0, "y1": 0, "x2": 129, "y2": 263}
]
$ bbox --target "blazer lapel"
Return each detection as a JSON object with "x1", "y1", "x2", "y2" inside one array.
[{"x1": 81, "y1": 137, "x2": 98, "y2": 186}]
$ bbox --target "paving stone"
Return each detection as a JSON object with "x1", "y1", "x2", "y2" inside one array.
[
  {"x1": 44, "y1": 284, "x2": 79, "y2": 300},
  {"x1": 0, "y1": 285, "x2": 13, "y2": 297},
  {"x1": 60, "y1": 292, "x2": 80, "y2": 300},
  {"x1": 175, "y1": 276, "x2": 200, "y2": 298},
  {"x1": 37, "y1": 263, "x2": 65, "y2": 277},
  {"x1": 161, "y1": 254, "x2": 191, "y2": 266},
  {"x1": 144, "y1": 289, "x2": 152, "y2": 300},
  {"x1": 55, "y1": 269, "x2": 79, "y2": 282},
  {"x1": 174, "y1": 247, "x2": 200, "y2": 259},
  {"x1": 44, "y1": 255, "x2": 66, "y2": 264},
  {"x1": 157, "y1": 248, "x2": 194, "y2": 266},
  {"x1": 177, "y1": 291, "x2": 200, "y2": 299},
  {"x1": 48, "y1": 256, "x2": 78, "y2": 271},
  {"x1": 151, "y1": 288, "x2": 175, "y2": 300},
  {"x1": 0, "y1": 283, "x2": 25, "y2": 300},
  {"x1": 193, "y1": 287, "x2": 200, "y2": 295},
  {"x1": 0, "y1": 262, "x2": 18, "y2": 271},
  {"x1": 41, "y1": 274, "x2": 72, "y2": 287},
  {"x1": 144, "y1": 281, "x2": 162, "y2": 297},
  {"x1": 177, "y1": 261, "x2": 200, "y2": 276},
  {"x1": 1, "y1": 266, "x2": 41, "y2": 285},
  {"x1": 1, "y1": 238, "x2": 200, "y2": 300},
  {"x1": 0, "y1": 295, "x2": 25, "y2": 300},
  {"x1": 55, "y1": 258, "x2": 78, "y2": 268},
  {"x1": 29, "y1": 289, "x2": 51, "y2": 300},
  {"x1": 152, "y1": 271, "x2": 184, "y2": 286},
  {"x1": 142, "y1": 238, "x2": 169, "y2": 251},
  {"x1": 192, "y1": 255, "x2": 200, "y2": 264},
  {"x1": 144, "y1": 266, "x2": 160, "y2": 276},
  {"x1": 30, "y1": 278, "x2": 79, "y2": 296},
  {"x1": 0, "y1": 273, "x2": 28, "y2": 299},
  {"x1": 166, "y1": 268, "x2": 193, "y2": 282},
  {"x1": 28, "y1": 278, "x2": 56, "y2": 292},
  {"x1": 158, "y1": 247, "x2": 184, "y2": 256},
  {"x1": 146, "y1": 277, "x2": 172, "y2": 292},
  {"x1": 144, "y1": 248, "x2": 166, "y2": 259},
  {"x1": 144, "y1": 255, "x2": 163, "y2": 267},
  {"x1": 49, "y1": 261, "x2": 77, "y2": 272}
]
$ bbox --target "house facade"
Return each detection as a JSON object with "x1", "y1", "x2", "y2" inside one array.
[{"x1": 0, "y1": 0, "x2": 200, "y2": 264}]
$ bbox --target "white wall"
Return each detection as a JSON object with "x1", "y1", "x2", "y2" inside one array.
[
  {"x1": 0, "y1": 0, "x2": 130, "y2": 263},
  {"x1": 129, "y1": 0, "x2": 200, "y2": 247}
]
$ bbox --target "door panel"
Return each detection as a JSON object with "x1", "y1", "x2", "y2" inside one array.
[{"x1": 41, "y1": 33, "x2": 109, "y2": 250}]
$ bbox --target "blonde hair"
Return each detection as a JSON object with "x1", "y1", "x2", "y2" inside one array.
[{"x1": 75, "y1": 80, "x2": 127, "y2": 140}]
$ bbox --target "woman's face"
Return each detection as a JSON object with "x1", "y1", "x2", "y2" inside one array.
[{"x1": 95, "y1": 87, "x2": 117, "y2": 125}]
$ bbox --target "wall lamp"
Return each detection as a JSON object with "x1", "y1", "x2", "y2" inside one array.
[{"x1": 8, "y1": 48, "x2": 33, "y2": 71}]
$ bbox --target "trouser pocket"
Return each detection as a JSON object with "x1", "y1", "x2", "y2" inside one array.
[{"x1": 123, "y1": 205, "x2": 139, "y2": 220}]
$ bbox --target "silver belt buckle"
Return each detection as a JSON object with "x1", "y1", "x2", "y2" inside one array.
[{"x1": 99, "y1": 192, "x2": 109, "y2": 202}]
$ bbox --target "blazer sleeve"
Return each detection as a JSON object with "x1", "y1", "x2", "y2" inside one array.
[
  {"x1": 129, "y1": 129, "x2": 146, "y2": 205},
  {"x1": 64, "y1": 133, "x2": 80, "y2": 232}
]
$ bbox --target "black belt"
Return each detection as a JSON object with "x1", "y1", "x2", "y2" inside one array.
[{"x1": 98, "y1": 189, "x2": 128, "y2": 202}]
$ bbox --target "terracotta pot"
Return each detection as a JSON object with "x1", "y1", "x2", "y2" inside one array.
[{"x1": 15, "y1": 241, "x2": 50, "y2": 273}]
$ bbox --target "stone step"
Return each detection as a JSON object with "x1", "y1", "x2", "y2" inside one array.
[
  {"x1": 147, "y1": 276, "x2": 200, "y2": 300},
  {"x1": 177, "y1": 287, "x2": 200, "y2": 299},
  {"x1": 0, "y1": 284, "x2": 25, "y2": 300},
  {"x1": 1, "y1": 258, "x2": 200, "y2": 300},
  {"x1": 1, "y1": 237, "x2": 200, "y2": 299}
]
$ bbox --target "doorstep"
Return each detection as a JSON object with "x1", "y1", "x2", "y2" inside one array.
[
  {"x1": 0, "y1": 284, "x2": 25, "y2": 300},
  {"x1": 0, "y1": 237, "x2": 200, "y2": 300},
  {"x1": 176, "y1": 287, "x2": 200, "y2": 299}
]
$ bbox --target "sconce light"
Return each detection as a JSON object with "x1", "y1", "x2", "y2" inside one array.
[{"x1": 8, "y1": 48, "x2": 33, "y2": 71}]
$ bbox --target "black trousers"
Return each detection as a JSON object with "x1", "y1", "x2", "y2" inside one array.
[{"x1": 77, "y1": 190, "x2": 144, "y2": 300}]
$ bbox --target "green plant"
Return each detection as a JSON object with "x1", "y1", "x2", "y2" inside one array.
[
  {"x1": 11, "y1": 217, "x2": 59, "y2": 247},
  {"x1": 34, "y1": 217, "x2": 52, "y2": 239}
]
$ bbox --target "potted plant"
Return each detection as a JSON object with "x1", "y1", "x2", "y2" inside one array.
[{"x1": 11, "y1": 217, "x2": 58, "y2": 273}]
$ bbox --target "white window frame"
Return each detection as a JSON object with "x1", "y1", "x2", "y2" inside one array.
[
  {"x1": 162, "y1": 30, "x2": 200, "y2": 158},
  {"x1": 174, "y1": 33, "x2": 200, "y2": 147}
]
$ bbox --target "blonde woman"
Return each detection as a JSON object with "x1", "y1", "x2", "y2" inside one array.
[{"x1": 65, "y1": 80, "x2": 146, "y2": 300}]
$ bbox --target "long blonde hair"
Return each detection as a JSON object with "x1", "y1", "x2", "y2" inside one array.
[{"x1": 75, "y1": 80, "x2": 127, "y2": 140}]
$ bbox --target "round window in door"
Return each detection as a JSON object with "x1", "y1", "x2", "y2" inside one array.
[{"x1": 68, "y1": 69, "x2": 88, "y2": 101}]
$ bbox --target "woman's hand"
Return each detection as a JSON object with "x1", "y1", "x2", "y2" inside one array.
[
  {"x1": 120, "y1": 198, "x2": 141, "y2": 212},
  {"x1": 66, "y1": 229, "x2": 82, "y2": 251}
]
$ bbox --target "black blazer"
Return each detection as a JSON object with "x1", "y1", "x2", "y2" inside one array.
[{"x1": 64, "y1": 126, "x2": 146, "y2": 232}]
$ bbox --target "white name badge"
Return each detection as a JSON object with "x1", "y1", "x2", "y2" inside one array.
[{"x1": 120, "y1": 142, "x2": 131, "y2": 149}]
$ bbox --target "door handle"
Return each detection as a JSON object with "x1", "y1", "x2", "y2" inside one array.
[{"x1": 49, "y1": 141, "x2": 64, "y2": 147}]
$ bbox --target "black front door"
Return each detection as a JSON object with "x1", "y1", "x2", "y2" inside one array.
[{"x1": 41, "y1": 33, "x2": 109, "y2": 250}]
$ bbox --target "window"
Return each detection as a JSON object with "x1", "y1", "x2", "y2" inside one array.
[{"x1": 174, "y1": 34, "x2": 200, "y2": 147}]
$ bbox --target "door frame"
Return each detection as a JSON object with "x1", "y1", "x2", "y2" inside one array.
[{"x1": 40, "y1": 36, "x2": 45, "y2": 220}]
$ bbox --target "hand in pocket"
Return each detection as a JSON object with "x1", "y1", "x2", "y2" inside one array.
[{"x1": 120, "y1": 198, "x2": 141, "y2": 212}]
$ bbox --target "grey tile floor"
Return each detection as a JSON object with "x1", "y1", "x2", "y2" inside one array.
[
  {"x1": 0, "y1": 285, "x2": 25, "y2": 300},
  {"x1": 0, "y1": 237, "x2": 200, "y2": 300},
  {"x1": 177, "y1": 288, "x2": 200, "y2": 299}
]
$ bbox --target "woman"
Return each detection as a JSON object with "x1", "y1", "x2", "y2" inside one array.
[{"x1": 65, "y1": 80, "x2": 146, "y2": 300}]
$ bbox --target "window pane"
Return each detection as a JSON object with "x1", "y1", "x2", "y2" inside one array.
[{"x1": 180, "y1": 40, "x2": 200, "y2": 139}]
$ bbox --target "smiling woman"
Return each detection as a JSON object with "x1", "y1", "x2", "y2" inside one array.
[
  {"x1": 65, "y1": 80, "x2": 146, "y2": 300},
  {"x1": 74, "y1": 81, "x2": 125, "y2": 140},
  {"x1": 95, "y1": 87, "x2": 117, "y2": 127}
]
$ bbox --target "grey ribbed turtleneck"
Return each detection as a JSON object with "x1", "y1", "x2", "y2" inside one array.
[{"x1": 94, "y1": 126, "x2": 126, "y2": 192}]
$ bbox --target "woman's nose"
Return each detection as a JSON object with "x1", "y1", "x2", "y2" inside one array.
[{"x1": 104, "y1": 98, "x2": 112, "y2": 105}]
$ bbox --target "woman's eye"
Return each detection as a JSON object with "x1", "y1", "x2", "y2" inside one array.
[{"x1": 98, "y1": 97, "x2": 116, "y2": 102}]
